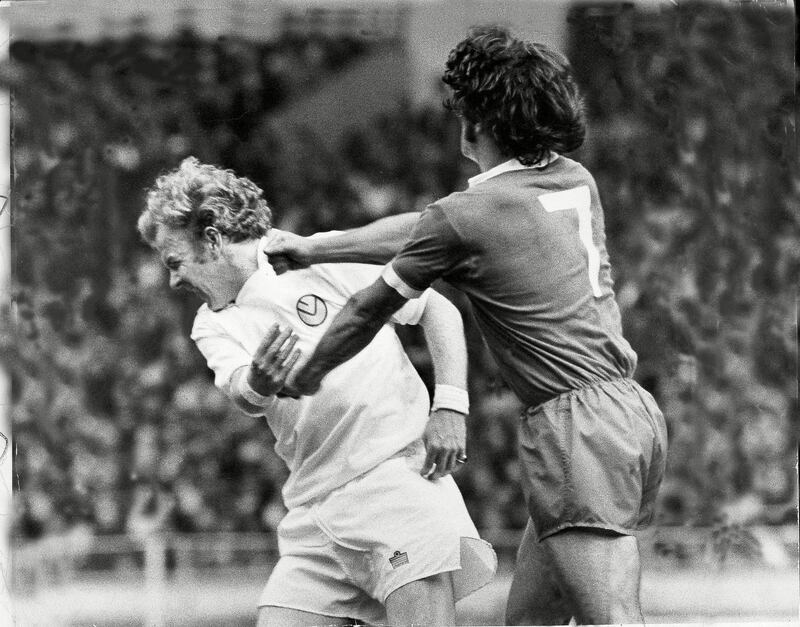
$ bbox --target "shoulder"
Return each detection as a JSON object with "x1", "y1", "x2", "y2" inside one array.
[
  {"x1": 405, "y1": 199, "x2": 469, "y2": 247},
  {"x1": 309, "y1": 260, "x2": 381, "y2": 285},
  {"x1": 430, "y1": 183, "x2": 523, "y2": 242},
  {"x1": 435, "y1": 186, "x2": 494, "y2": 212},
  {"x1": 426, "y1": 188, "x2": 491, "y2": 231},
  {"x1": 190, "y1": 303, "x2": 228, "y2": 340},
  {"x1": 545, "y1": 155, "x2": 598, "y2": 189},
  {"x1": 192, "y1": 303, "x2": 213, "y2": 328}
]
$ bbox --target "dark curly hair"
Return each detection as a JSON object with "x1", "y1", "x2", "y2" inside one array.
[
  {"x1": 443, "y1": 26, "x2": 586, "y2": 166},
  {"x1": 138, "y1": 157, "x2": 272, "y2": 246}
]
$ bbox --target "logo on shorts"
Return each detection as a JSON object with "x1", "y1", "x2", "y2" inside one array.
[
  {"x1": 389, "y1": 550, "x2": 409, "y2": 568},
  {"x1": 296, "y1": 294, "x2": 327, "y2": 326}
]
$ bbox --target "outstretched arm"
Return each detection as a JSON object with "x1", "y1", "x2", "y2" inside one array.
[
  {"x1": 263, "y1": 212, "x2": 420, "y2": 267},
  {"x1": 289, "y1": 277, "x2": 408, "y2": 395}
]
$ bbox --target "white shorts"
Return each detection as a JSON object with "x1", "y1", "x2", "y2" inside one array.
[{"x1": 259, "y1": 441, "x2": 496, "y2": 624}]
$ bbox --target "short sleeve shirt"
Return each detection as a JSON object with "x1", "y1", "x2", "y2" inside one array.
[
  {"x1": 383, "y1": 156, "x2": 637, "y2": 409},
  {"x1": 191, "y1": 235, "x2": 433, "y2": 508}
]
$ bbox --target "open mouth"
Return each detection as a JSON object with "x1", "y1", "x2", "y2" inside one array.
[{"x1": 180, "y1": 285, "x2": 206, "y2": 301}]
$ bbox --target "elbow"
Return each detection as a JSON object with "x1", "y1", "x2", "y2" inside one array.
[
  {"x1": 441, "y1": 297, "x2": 464, "y2": 330},
  {"x1": 351, "y1": 280, "x2": 406, "y2": 327},
  {"x1": 420, "y1": 292, "x2": 464, "y2": 334}
]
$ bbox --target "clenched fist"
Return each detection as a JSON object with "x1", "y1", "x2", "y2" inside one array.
[{"x1": 263, "y1": 229, "x2": 315, "y2": 273}]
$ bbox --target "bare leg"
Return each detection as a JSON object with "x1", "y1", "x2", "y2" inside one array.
[
  {"x1": 506, "y1": 519, "x2": 572, "y2": 626},
  {"x1": 257, "y1": 605, "x2": 357, "y2": 627},
  {"x1": 542, "y1": 529, "x2": 644, "y2": 625},
  {"x1": 384, "y1": 572, "x2": 456, "y2": 626}
]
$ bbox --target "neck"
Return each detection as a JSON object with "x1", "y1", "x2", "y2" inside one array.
[
  {"x1": 225, "y1": 238, "x2": 262, "y2": 279},
  {"x1": 476, "y1": 154, "x2": 510, "y2": 173},
  {"x1": 468, "y1": 136, "x2": 510, "y2": 173}
]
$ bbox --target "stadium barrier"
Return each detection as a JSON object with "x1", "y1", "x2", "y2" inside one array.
[
  {"x1": 11, "y1": 525, "x2": 799, "y2": 625},
  {"x1": 14, "y1": 524, "x2": 799, "y2": 591}
]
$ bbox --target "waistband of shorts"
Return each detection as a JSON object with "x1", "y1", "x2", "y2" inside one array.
[
  {"x1": 522, "y1": 377, "x2": 637, "y2": 417},
  {"x1": 294, "y1": 440, "x2": 425, "y2": 509},
  {"x1": 389, "y1": 438, "x2": 425, "y2": 460}
]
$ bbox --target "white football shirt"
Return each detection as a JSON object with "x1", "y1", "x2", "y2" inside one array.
[{"x1": 191, "y1": 236, "x2": 432, "y2": 508}]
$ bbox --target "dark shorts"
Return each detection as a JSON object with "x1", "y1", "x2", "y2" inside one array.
[{"x1": 518, "y1": 378, "x2": 668, "y2": 541}]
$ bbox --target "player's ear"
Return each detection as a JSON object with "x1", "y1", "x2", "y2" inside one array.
[
  {"x1": 203, "y1": 227, "x2": 222, "y2": 253},
  {"x1": 464, "y1": 120, "x2": 478, "y2": 144}
]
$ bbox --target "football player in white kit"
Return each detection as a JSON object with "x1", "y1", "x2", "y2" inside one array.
[{"x1": 137, "y1": 157, "x2": 496, "y2": 627}]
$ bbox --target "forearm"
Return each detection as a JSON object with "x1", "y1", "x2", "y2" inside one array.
[
  {"x1": 418, "y1": 293, "x2": 468, "y2": 390},
  {"x1": 417, "y1": 292, "x2": 469, "y2": 480},
  {"x1": 294, "y1": 279, "x2": 408, "y2": 390},
  {"x1": 308, "y1": 212, "x2": 420, "y2": 264}
]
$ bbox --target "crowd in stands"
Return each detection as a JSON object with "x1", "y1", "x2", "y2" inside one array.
[{"x1": 5, "y1": 4, "x2": 797, "y2": 545}]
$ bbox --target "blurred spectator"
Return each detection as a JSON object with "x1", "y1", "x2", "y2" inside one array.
[{"x1": 4, "y1": 3, "x2": 797, "y2": 540}]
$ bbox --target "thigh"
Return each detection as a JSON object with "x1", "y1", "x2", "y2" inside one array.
[
  {"x1": 257, "y1": 606, "x2": 357, "y2": 627},
  {"x1": 542, "y1": 528, "x2": 643, "y2": 625},
  {"x1": 506, "y1": 519, "x2": 572, "y2": 626},
  {"x1": 384, "y1": 571, "x2": 455, "y2": 626}
]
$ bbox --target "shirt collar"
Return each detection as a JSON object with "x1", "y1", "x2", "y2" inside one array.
[
  {"x1": 231, "y1": 237, "x2": 276, "y2": 306},
  {"x1": 467, "y1": 153, "x2": 559, "y2": 188}
]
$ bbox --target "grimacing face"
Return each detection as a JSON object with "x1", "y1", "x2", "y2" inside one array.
[{"x1": 153, "y1": 225, "x2": 245, "y2": 311}]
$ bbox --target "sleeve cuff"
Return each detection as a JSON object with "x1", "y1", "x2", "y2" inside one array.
[
  {"x1": 431, "y1": 384, "x2": 469, "y2": 415},
  {"x1": 235, "y1": 368, "x2": 275, "y2": 407},
  {"x1": 381, "y1": 263, "x2": 424, "y2": 299}
]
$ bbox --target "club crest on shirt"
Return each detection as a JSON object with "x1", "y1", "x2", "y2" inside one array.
[{"x1": 296, "y1": 294, "x2": 327, "y2": 326}]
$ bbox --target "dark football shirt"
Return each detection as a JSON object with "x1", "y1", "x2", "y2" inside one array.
[{"x1": 383, "y1": 156, "x2": 637, "y2": 408}]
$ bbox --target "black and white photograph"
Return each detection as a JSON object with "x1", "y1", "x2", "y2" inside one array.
[{"x1": 1, "y1": 0, "x2": 797, "y2": 625}]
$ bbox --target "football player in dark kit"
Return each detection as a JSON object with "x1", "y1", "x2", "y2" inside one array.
[{"x1": 267, "y1": 26, "x2": 668, "y2": 625}]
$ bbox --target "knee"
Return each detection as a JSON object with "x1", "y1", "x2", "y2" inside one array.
[
  {"x1": 506, "y1": 606, "x2": 572, "y2": 626},
  {"x1": 505, "y1": 602, "x2": 531, "y2": 626},
  {"x1": 505, "y1": 607, "x2": 526, "y2": 626},
  {"x1": 506, "y1": 594, "x2": 572, "y2": 626},
  {"x1": 604, "y1": 590, "x2": 643, "y2": 625}
]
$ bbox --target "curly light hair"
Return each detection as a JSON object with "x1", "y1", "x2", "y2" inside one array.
[
  {"x1": 443, "y1": 26, "x2": 586, "y2": 166},
  {"x1": 138, "y1": 157, "x2": 272, "y2": 246}
]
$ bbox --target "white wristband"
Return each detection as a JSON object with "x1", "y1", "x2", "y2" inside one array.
[
  {"x1": 237, "y1": 370, "x2": 274, "y2": 407},
  {"x1": 431, "y1": 384, "x2": 469, "y2": 415}
]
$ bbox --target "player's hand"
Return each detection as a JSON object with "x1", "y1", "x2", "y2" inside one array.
[
  {"x1": 421, "y1": 409, "x2": 467, "y2": 480},
  {"x1": 263, "y1": 229, "x2": 314, "y2": 274},
  {"x1": 248, "y1": 324, "x2": 302, "y2": 396}
]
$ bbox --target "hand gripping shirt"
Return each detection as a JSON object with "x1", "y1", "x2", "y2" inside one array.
[
  {"x1": 191, "y1": 236, "x2": 432, "y2": 509},
  {"x1": 383, "y1": 156, "x2": 637, "y2": 409}
]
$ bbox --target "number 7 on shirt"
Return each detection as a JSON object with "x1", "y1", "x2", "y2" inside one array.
[{"x1": 538, "y1": 185, "x2": 603, "y2": 298}]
